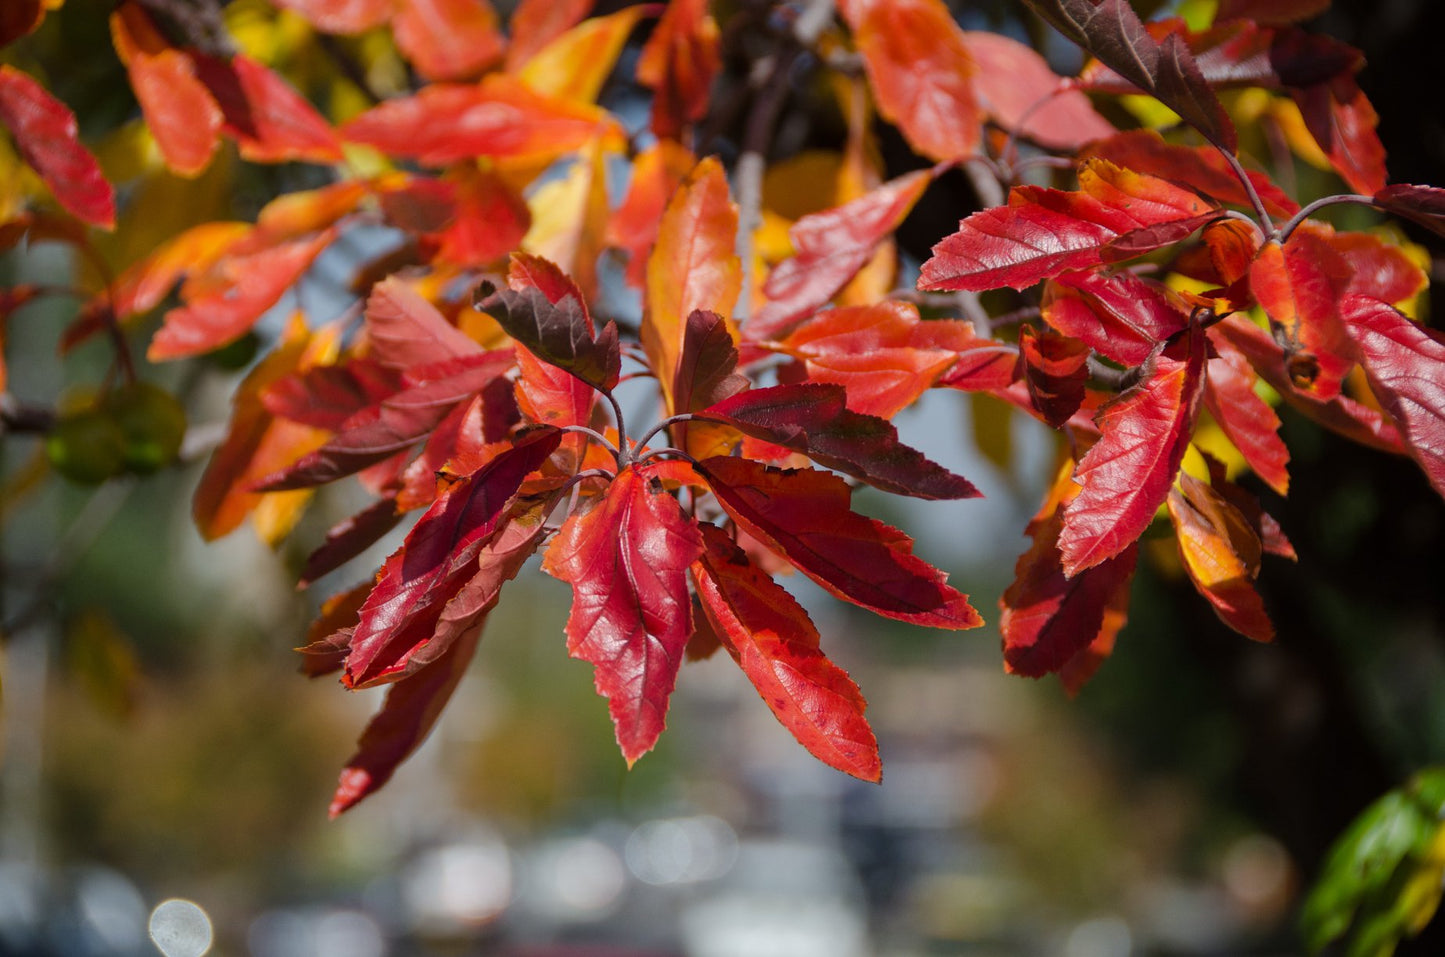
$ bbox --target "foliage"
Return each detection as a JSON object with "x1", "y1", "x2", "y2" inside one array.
[
  {"x1": 1302, "y1": 768, "x2": 1445, "y2": 956},
  {"x1": 1, "y1": 0, "x2": 1444, "y2": 945}
]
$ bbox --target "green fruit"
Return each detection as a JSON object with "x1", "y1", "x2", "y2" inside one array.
[
  {"x1": 46, "y1": 409, "x2": 127, "y2": 485},
  {"x1": 105, "y1": 382, "x2": 187, "y2": 474}
]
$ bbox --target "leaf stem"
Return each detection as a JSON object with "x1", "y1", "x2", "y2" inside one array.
[
  {"x1": 604, "y1": 391, "x2": 630, "y2": 467},
  {"x1": 559, "y1": 424, "x2": 621, "y2": 463},
  {"x1": 1217, "y1": 148, "x2": 1277, "y2": 239},
  {"x1": 1279, "y1": 193, "x2": 1377, "y2": 241},
  {"x1": 632, "y1": 413, "x2": 696, "y2": 457}
]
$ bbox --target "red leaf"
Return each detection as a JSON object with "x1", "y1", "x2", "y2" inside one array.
[
  {"x1": 543, "y1": 464, "x2": 705, "y2": 764},
  {"x1": 1024, "y1": 0, "x2": 1235, "y2": 150},
  {"x1": 264, "y1": 358, "x2": 403, "y2": 431},
  {"x1": 920, "y1": 160, "x2": 1217, "y2": 293},
  {"x1": 193, "y1": 318, "x2": 335, "y2": 541},
  {"x1": 270, "y1": 0, "x2": 393, "y2": 33},
  {"x1": 698, "y1": 383, "x2": 979, "y2": 500},
  {"x1": 935, "y1": 338, "x2": 1020, "y2": 392},
  {"x1": 1327, "y1": 229, "x2": 1428, "y2": 306},
  {"x1": 431, "y1": 165, "x2": 531, "y2": 268},
  {"x1": 1204, "y1": 329, "x2": 1290, "y2": 495},
  {"x1": 299, "y1": 497, "x2": 404, "y2": 587},
  {"x1": 1082, "y1": 129, "x2": 1298, "y2": 217},
  {"x1": 1043, "y1": 269, "x2": 1189, "y2": 366},
  {"x1": 1167, "y1": 474, "x2": 1273, "y2": 642},
  {"x1": 330, "y1": 624, "x2": 481, "y2": 816},
  {"x1": 0, "y1": 1, "x2": 44, "y2": 48},
  {"x1": 1020, "y1": 326, "x2": 1090, "y2": 429},
  {"x1": 1341, "y1": 297, "x2": 1445, "y2": 501},
  {"x1": 1215, "y1": 0, "x2": 1329, "y2": 23},
  {"x1": 1200, "y1": 219, "x2": 1261, "y2": 285},
  {"x1": 695, "y1": 456, "x2": 981, "y2": 628},
  {"x1": 692, "y1": 524, "x2": 880, "y2": 782},
  {"x1": 843, "y1": 0, "x2": 980, "y2": 161},
  {"x1": 773, "y1": 301, "x2": 976, "y2": 419},
  {"x1": 748, "y1": 169, "x2": 931, "y2": 344},
  {"x1": 1373, "y1": 184, "x2": 1445, "y2": 239},
  {"x1": 393, "y1": 0, "x2": 504, "y2": 80},
  {"x1": 507, "y1": 255, "x2": 596, "y2": 465},
  {"x1": 257, "y1": 351, "x2": 515, "y2": 489},
  {"x1": 148, "y1": 230, "x2": 334, "y2": 360},
  {"x1": 365, "y1": 278, "x2": 484, "y2": 370},
  {"x1": 1292, "y1": 74, "x2": 1386, "y2": 196},
  {"x1": 1001, "y1": 464, "x2": 1138, "y2": 677},
  {"x1": 342, "y1": 75, "x2": 621, "y2": 165},
  {"x1": 191, "y1": 53, "x2": 342, "y2": 164},
  {"x1": 1058, "y1": 323, "x2": 1207, "y2": 576},
  {"x1": 961, "y1": 31, "x2": 1114, "y2": 151},
  {"x1": 0, "y1": 67, "x2": 115, "y2": 229},
  {"x1": 111, "y1": 6, "x2": 222, "y2": 177},
  {"x1": 344, "y1": 432, "x2": 561, "y2": 687},
  {"x1": 636, "y1": 0, "x2": 719, "y2": 139},
  {"x1": 1248, "y1": 233, "x2": 1353, "y2": 399},
  {"x1": 1214, "y1": 314, "x2": 1403, "y2": 453}
]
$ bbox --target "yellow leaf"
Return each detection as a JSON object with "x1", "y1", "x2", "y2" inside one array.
[
  {"x1": 519, "y1": 6, "x2": 649, "y2": 104},
  {"x1": 521, "y1": 138, "x2": 610, "y2": 299}
]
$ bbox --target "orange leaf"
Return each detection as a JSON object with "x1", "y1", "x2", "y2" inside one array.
[
  {"x1": 843, "y1": 0, "x2": 979, "y2": 162},
  {"x1": 1204, "y1": 329, "x2": 1290, "y2": 495},
  {"x1": 1167, "y1": 474, "x2": 1273, "y2": 642},
  {"x1": 505, "y1": 0, "x2": 594, "y2": 71},
  {"x1": 636, "y1": 0, "x2": 719, "y2": 139},
  {"x1": 776, "y1": 301, "x2": 971, "y2": 419},
  {"x1": 693, "y1": 524, "x2": 881, "y2": 782},
  {"x1": 608, "y1": 139, "x2": 694, "y2": 287},
  {"x1": 149, "y1": 229, "x2": 334, "y2": 360},
  {"x1": 431, "y1": 164, "x2": 531, "y2": 268},
  {"x1": 393, "y1": 0, "x2": 505, "y2": 81},
  {"x1": 342, "y1": 74, "x2": 622, "y2": 165},
  {"x1": 1248, "y1": 233, "x2": 1353, "y2": 399},
  {"x1": 111, "y1": 6, "x2": 222, "y2": 177},
  {"x1": 644, "y1": 156, "x2": 739, "y2": 412},
  {"x1": 519, "y1": 5, "x2": 649, "y2": 104},
  {"x1": 194, "y1": 316, "x2": 337, "y2": 541}
]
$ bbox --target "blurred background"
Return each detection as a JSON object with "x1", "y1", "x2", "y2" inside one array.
[{"x1": 4, "y1": 0, "x2": 1445, "y2": 955}]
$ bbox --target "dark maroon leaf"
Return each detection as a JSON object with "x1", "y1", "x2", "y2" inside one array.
[
  {"x1": 697, "y1": 383, "x2": 980, "y2": 500},
  {"x1": 299, "y1": 497, "x2": 405, "y2": 588},
  {"x1": 475, "y1": 283, "x2": 620, "y2": 391},
  {"x1": 1374, "y1": 184, "x2": 1445, "y2": 239}
]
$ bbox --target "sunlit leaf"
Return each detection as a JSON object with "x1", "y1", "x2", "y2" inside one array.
[
  {"x1": 505, "y1": 0, "x2": 594, "y2": 70},
  {"x1": 1292, "y1": 74, "x2": 1386, "y2": 195},
  {"x1": 269, "y1": 0, "x2": 392, "y2": 34},
  {"x1": 1249, "y1": 232, "x2": 1354, "y2": 399},
  {"x1": 693, "y1": 524, "x2": 880, "y2": 781},
  {"x1": 365, "y1": 277, "x2": 485, "y2": 371},
  {"x1": 1341, "y1": 297, "x2": 1445, "y2": 501},
  {"x1": 1168, "y1": 473, "x2": 1273, "y2": 641},
  {"x1": 961, "y1": 31, "x2": 1114, "y2": 151},
  {"x1": 1204, "y1": 329, "x2": 1290, "y2": 495},
  {"x1": 191, "y1": 53, "x2": 343, "y2": 164},
  {"x1": 111, "y1": 5, "x2": 222, "y2": 177},
  {"x1": 843, "y1": 0, "x2": 980, "y2": 161},
  {"x1": 1001, "y1": 462, "x2": 1138, "y2": 678},
  {"x1": 1059, "y1": 323, "x2": 1206, "y2": 575},
  {"x1": 698, "y1": 383, "x2": 979, "y2": 500},
  {"x1": 1082, "y1": 129, "x2": 1298, "y2": 216},
  {"x1": 773, "y1": 301, "x2": 975, "y2": 419},
  {"x1": 644, "y1": 156, "x2": 740, "y2": 410},
  {"x1": 696, "y1": 456, "x2": 982, "y2": 628},
  {"x1": 1043, "y1": 269, "x2": 1189, "y2": 366},
  {"x1": 519, "y1": 5, "x2": 648, "y2": 104},
  {"x1": 393, "y1": 0, "x2": 504, "y2": 81},
  {"x1": 543, "y1": 464, "x2": 705, "y2": 764}
]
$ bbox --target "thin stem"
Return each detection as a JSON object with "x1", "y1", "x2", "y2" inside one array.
[
  {"x1": 604, "y1": 391, "x2": 630, "y2": 467},
  {"x1": 634, "y1": 447, "x2": 701, "y2": 468},
  {"x1": 1000, "y1": 87, "x2": 1069, "y2": 171},
  {"x1": 559, "y1": 424, "x2": 620, "y2": 462},
  {"x1": 1217, "y1": 147, "x2": 1277, "y2": 239},
  {"x1": 1279, "y1": 193, "x2": 1377, "y2": 241},
  {"x1": 961, "y1": 156, "x2": 1007, "y2": 208},
  {"x1": 633, "y1": 413, "x2": 696, "y2": 456}
]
